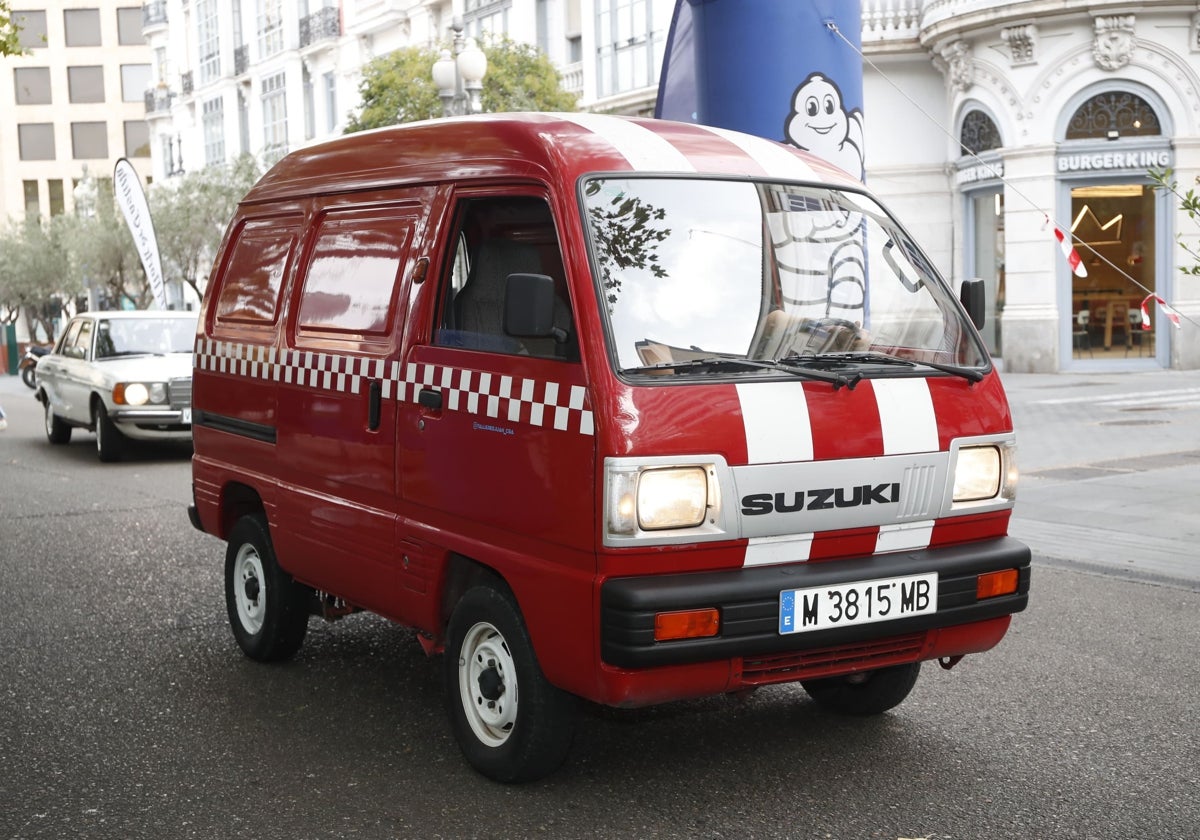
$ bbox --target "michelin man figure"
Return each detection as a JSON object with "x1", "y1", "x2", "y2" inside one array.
[{"x1": 784, "y1": 72, "x2": 865, "y2": 181}]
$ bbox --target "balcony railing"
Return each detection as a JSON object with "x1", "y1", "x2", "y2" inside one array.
[
  {"x1": 234, "y1": 44, "x2": 249, "y2": 76},
  {"x1": 181, "y1": 71, "x2": 193, "y2": 96},
  {"x1": 142, "y1": 0, "x2": 167, "y2": 30},
  {"x1": 144, "y1": 86, "x2": 175, "y2": 114},
  {"x1": 300, "y1": 6, "x2": 341, "y2": 48}
]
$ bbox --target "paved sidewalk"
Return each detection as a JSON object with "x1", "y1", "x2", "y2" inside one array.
[{"x1": 1001, "y1": 368, "x2": 1200, "y2": 589}]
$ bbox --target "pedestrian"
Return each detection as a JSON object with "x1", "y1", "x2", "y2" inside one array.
[{"x1": 0, "y1": 402, "x2": 6, "y2": 431}]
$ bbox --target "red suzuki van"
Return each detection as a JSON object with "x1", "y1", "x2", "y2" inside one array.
[{"x1": 190, "y1": 113, "x2": 1030, "y2": 782}]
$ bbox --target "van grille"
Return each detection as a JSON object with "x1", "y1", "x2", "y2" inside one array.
[{"x1": 739, "y1": 632, "x2": 926, "y2": 685}]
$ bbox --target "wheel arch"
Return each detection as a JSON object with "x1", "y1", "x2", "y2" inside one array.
[{"x1": 216, "y1": 482, "x2": 268, "y2": 541}]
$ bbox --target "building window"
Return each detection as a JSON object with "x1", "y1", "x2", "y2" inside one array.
[
  {"x1": 203, "y1": 98, "x2": 226, "y2": 165},
  {"x1": 463, "y1": 0, "x2": 510, "y2": 38},
  {"x1": 18, "y1": 124, "x2": 56, "y2": 161},
  {"x1": 16, "y1": 11, "x2": 48, "y2": 49},
  {"x1": 960, "y1": 110, "x2": 1002, "y2": 156},
  {"x1": 120, "y1": 64, "x2": 151, "y2": 102},
  {"x1": 49, "y1": 180, "x2": 66, "y2": 216},
  {"x1": 72, "y1": 122, "x2": 109, "y2": 159},
  {"x1": 64, "y1": 8, "x2": 103, "y2": 47},
  {"x1": 257, "y1": 0, "x2": 285, "y2": 58},
  {"x1": 323, "y1": 71, "x2": 337, "y2": 133},
  {"x1": 197, "y1": 0, "x2": 220, "y2": 83},
  {"x1": 262, "y1": 72, "x2": 288, "y2": 158},
  {"x1": 68, "y1": 66, "x2": 105, "y2": 104},
  {"x1": 125, "y1": 121, "x2": 150, "y2": 157},
  {"x1": 117, "y1": 7, "x2": 146, "y2": 44},
  {"x1": 14, "y1": 67, "x2": 52, "y2": 104},
  {"x1": 24, "y1": 181, "x2": 41, "y2": 217},
  {"x1": 1065, "y1": 92, "x2": 1161, "y2": 140},
  {"x1": 595, "y1": 0, "x2": 660, "y2": 98}
]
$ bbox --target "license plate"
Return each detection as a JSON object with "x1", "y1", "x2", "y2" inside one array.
[
  {"x1": 182, "y1": 408, "x2": 192, "y2": 424},
  {"x1": 779, "y1": 572, "x2": 937, "y2": 635}
]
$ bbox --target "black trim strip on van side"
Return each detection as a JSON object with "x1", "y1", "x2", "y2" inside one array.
[{"x1": 192, "y1": 409, "x2": 277, "y2": 444}]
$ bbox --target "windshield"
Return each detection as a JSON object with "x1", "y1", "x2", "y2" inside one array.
[
  {"x1": 581, "y1": 177, "x2": 988, "y2": 377},
  {"x1": 96, "y1": 317, "x2": 198, "y2": 358}
]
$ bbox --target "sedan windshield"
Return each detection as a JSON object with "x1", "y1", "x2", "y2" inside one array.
[
  {"x1": 581, "y1": 177, "x2": 988, "y2": 378},
  {"x1": 96, "y1": 317, "x2": 197, "y2": 359}
]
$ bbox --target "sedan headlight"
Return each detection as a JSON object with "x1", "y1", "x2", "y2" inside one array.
[
  {"x1": 114, "y1": 382, "x2": 168, "y2": 406},
  {"x1": 953, "y1": 442, "x2": 1017, "y2": 503}
]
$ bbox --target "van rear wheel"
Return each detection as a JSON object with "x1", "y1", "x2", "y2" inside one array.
[
  {"x1": 224, "y1": 514, "x2": 311, "y2": 662},
  {"x1": 444, "y1": 583, "x2": 576, "y2": 783},
  {"x1": 801, "y1": 662, "x2": 921, "y2": 716}
]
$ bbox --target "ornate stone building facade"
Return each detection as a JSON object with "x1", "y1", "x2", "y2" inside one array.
[{"x1": 862, "y1": 0, "x2": 1200, "y2": 371}]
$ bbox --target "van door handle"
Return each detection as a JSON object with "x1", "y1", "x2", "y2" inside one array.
[
  {"x1": 368, "y1": 380, "x2": 382, "y2": 430},
  {"x1": 418, "y1": 388, "x2": 443, "y2": 411}
]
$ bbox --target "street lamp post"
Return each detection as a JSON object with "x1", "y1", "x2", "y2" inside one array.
[{"x1": 431, "y1": 18, "x2": 487, "y2": 117}]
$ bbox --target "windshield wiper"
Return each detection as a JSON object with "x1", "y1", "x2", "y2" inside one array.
[
  {"x1": 783, "y1": 351, "x2": 984, "y2": 384},
  {"x1": 622, "y1": 356, "x2": 857, "y2": 388}
]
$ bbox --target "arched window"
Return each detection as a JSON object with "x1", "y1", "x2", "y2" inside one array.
[
  {"x1": 1065, "y1": 91, "x2": 1161, "y2": 140},
  {"x1": 960, "y1": 110, "x2": 1002, "y2": 156}
]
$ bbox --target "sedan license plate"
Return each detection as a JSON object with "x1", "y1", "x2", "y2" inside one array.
[{"x1": 779, "y1": 572, "x2": 937, "y2": 635}]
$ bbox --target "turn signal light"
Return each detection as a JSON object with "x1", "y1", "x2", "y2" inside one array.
[
  {"x1": 654, "y1": 608, "x2": 719, "y2": 641},
  {"x1": 976, "y1": 569, "x2": 1019, "y2": 600}
]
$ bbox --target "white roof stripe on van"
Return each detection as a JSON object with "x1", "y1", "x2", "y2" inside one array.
[
  {"x1": 699, "y1": 126, "x2": 819, "y2": 182},
  {"x1": 559, "y1": 113, "x2": 696, "y2": 173}
]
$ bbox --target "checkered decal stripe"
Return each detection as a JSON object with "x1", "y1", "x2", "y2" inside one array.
[{"x1": 194, "y1": 338, "x2": 594, "y2": 436}]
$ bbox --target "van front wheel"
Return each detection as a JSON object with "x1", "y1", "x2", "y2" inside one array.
[
  {"x1": 801, "y1": 662, "x2": 921, "y2": 716},
  {"x1": 224, "y1": 515, "x2": 311, "y2": 662},
  {"x1": 444, "y1": 584, "x2": 576, "y2": 783}
]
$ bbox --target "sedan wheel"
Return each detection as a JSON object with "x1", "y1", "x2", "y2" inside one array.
[{"x1": 43, "y1": 398, "x2": 72, "y2": 444}]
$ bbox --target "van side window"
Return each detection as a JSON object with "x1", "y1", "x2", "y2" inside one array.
[
  {"x1": 435, "y1": 196, "x2": 577, "y2": 361},
  {"x1": 215, "y1": 216, "x2": 301, "y2": 325},
  {"x1": 298, "y1": 210, "x2": 414, "y2": 335}
]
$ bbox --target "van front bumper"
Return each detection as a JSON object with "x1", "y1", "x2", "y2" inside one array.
[{"x1": 600, "y1": 536, "x2": 1030, "y2": 670}]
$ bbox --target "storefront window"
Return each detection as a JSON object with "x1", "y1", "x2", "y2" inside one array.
[
  {"x1": 1069, "y1": 184, "x2": 1156, "y2": 358},
  {"x1": 971, "y1": 191, "x2": 1004, "y2": 356}
]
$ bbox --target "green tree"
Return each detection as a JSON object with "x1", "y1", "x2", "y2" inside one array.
[
  {"x1": 58, "y1": 186, "x2": 147, "y2": 309},
  {"x1": 0, "y1": 217, "x2": 76, "y2": 340},
  {"x1": 346, "y1": 34, "x2": 577, "y2": 132},
  {"x1": 1, "y1": 0, "x2": 30, "y2": 57},
  {"x1": 150, "y1": 155, "x2": 261, "y2": 301}
]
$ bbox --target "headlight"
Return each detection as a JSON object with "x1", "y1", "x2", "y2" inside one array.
[
  {"x1": 953, "y1": 443, "x2": 1017, "y2": 502},
  {"x1": 637, "y1": 467, "x2": 708, "y2": 530},
  {"x1": 605, "y1": 459, "x2": 729, "y2": 543},
  {"x1": 114, "y1": 382, "x2": 168, "y2": 406}
]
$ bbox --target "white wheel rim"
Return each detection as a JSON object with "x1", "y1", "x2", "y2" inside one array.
[
  {"x1": 44, "y1": 404, "x2": 53, "y2": 436},
  {"x1": 233, "y1": 545, "x2": 266, "y2": 635},
  {"x1": 95, "y1": 410, "x2": 105, "y2": 452},
  {"x1": 458, "y1": 621, "x2": 518, "y2": 748}
]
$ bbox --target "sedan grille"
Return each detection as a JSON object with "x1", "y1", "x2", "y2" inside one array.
[{"x1": 169, "y1": 377, "x2": 193, "y2": 409}]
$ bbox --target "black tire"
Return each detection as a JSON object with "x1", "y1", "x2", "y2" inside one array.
[
  {"x1": 224, "y1": 514, "x2": 311, "y2": 662},
  {"x1": 801, "y1": 662, "x2": 921, "y2": 716},
  {"x1": 93, "y1": 401, "x2": 125, "y2": 462},
  {"x1": 42, "y1": 397, "x2": 72, "y2": 444},
  {"x1": 21, "y1": 365, "x2": 36, "y2": 389},
  {"x1": 444, "y1": 584, "x2": 576, "y2": 783}
]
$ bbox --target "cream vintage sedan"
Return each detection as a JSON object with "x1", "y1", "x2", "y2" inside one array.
[{"x1": 35, "y1": 310, "x2": 199, "y2": 462}]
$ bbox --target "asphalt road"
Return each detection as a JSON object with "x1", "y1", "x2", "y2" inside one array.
[{"x1": 2, "y1": 376, "x2": 1198, "y2": 840}]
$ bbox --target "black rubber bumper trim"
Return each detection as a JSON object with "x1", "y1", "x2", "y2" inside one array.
[
  {"x1": 193, "y1": 409, "x2": 276, "y2": 444},
  {"x1": 601, "y1": 536, "x2": 1031, "y2": 668}
]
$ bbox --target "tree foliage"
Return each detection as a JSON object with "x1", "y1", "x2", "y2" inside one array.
[
  {"x1": 0, "y1": 217, "x2": 75, "y2": 339},
  {"x1": 150, "y1": 155, "x2": 261, "y2": 301},
  {"x1": 1, "y1": 0, "x2": 29, "y2": 57},
  {"x1": 346, "y1": 34, "x2": 577, "y2": 132}
]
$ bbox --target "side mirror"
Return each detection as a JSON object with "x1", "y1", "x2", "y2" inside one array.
[
  {"x1": 960, "y1": 277, "x2": 986, "y2": 329},
  {"x1": 504, "y1": 273, "x2": 563, "y2": 340}
]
